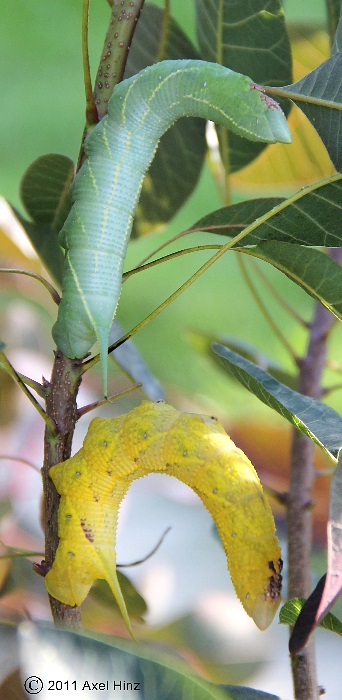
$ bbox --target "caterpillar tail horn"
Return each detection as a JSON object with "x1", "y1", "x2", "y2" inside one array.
[
  {"x1": 99, "y1": 555, "x2": 135, "y2": 639},
  {"x1": 96, "y1": 326, "x2": 109, "y2": 398}
]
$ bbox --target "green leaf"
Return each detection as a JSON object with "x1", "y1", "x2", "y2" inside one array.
[
  {"x1": 277, "y1": 53, "x2": 342, "y2": 170},
  {"x1": 195, "y1": 0, "x2": 292, "y2": 172},
  {"x1": 280, "y1": 596, "x2": 310, "y2": 626},
  {"x1": 20, "y1": 153, "x2": 74, "y2": 231},
  {"x1": 190, "y1": 174, "x2": 342, "y2": 247},
  {"x1": 91, "y1": 572, "x2": 147, "y2": 624},
  {"x1": 125, "y1": 4, "x2": 206, "y2": 234},
  {"x1": 280, "y1": 597, "x2": 342, "y2": 637},
  {"x1": 220, "y1": 687, "x2": 281, "y2": 700},
  {"x1": 244, "y1": 241, "x2": 342, "y2": 321},
  {"x1": 18, "y1": 623, "x2": 234, "y2": 700},
  {"x1": 210, "y1": 343, "x2": 342, "y2": 459},
  {"x1": 16, "y1": 153, "x2": 74, "y2": 287}
]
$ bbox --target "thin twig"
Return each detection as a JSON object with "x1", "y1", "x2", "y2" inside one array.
[
  {"x1": 0, "y1": 544, "x2": 44, "y2": 560},
  {"x1": 117, "y1": 527, "x2": 171, "y2": 568},
  {"x1": 76, "y1": 383, "x2": 142, "y2": 419},
  {"x1": 0, "y1": 455, "x2": 40, "y2": 473},
  {"x1": 251, "y1": 258, "x2": 309, "y2": 328},
  {"x1": 156, "y1": 0, "x2": 170, "y2": 62},
  {"x1": 237, "y1": 254, "x2": 299, "y2": 363},
  {"x1": 0, "y1": 350, "x2": 55, "y2": 430},
  {"x1": 123, "y1": 244, "x2": 222, "y2": 280},
  {"x1": 83, "y1": 228, "x2": 256, "y2": 374},
  {"x1": 0, "y1": 268, "x2": 60, "y2": 305},
  {"x1": 134, "y1": 223, "x2": 245, "y2": 269}
]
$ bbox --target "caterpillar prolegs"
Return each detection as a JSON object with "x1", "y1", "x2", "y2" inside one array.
[
  {"x1": 44, "y1": 401, "x2": 282, "y2": 635},
  {"x1": 52, "y1": 59, "x2": 291, "y2": 395}
]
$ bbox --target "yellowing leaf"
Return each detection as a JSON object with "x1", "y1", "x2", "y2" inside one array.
[
  {"x1": 0, "y1": 198, "x2": 38, "y2": 265},
  {"x1": 231, "y1": 31, "x2": 335, "y2": 192},
  {"x1": 45, "y1": 401, "x2": 282, "y2": 635}
]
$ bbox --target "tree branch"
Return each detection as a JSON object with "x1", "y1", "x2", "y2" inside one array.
[
  {"x1": 288, "y1": 248, "x2": 342, "y2": 699},
  {"x1": 41, "y1": 352, "x2": 83, "y2": 628}
]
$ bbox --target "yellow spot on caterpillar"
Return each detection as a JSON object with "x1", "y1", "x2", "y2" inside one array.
[
  {"x1": 45, "y1": 401, "x2": 282, "y2": 636},
  {"x1": 102, "y1": 123, "x2": 112, "y2": 155},
  {"x1": 87, "y1": 160, "x2": 99, "y2": 197}
]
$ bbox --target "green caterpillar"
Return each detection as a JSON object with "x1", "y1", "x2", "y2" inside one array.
[
  {"x1": 52, "y1": 59, "x2": 291, "y2": 394},
  {"x1": 44, "y1": 401, "x2": 282, "y2": 636}
]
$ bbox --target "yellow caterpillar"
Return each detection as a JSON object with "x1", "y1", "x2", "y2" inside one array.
[{"x1": 44, "y1": 401, "x2": 282, "y2": 635}]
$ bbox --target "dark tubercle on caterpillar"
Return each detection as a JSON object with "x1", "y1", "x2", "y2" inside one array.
[{"x1": 266, "y1": 558, "x2": 283, "y2": 600}]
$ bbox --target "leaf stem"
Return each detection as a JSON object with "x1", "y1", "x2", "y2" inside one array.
[
  {"x1": 135, "y1": 172, "x2": 342, "y2": 272},
  {"x1": 251, "y1": 259, "x2": 309, "y2": 328},
  {"x1": 0, "y1": 350, "x2": 55, "y2": 431},
  {"x1": 76, "y1": 383, "x2": 141, "y2": 418},
  {"x1": 0, "y1": 544, "x2": 44, "y2": 560},
  {"x1": 123, "y1": 244, "x2": 222, "y2": 280},
  {"x1": 134, "y1": 223, "x2": 245, "y2": 269},
  {"x1": 82, "y1": 224, "x2": 259, "y2": 374},
  {"x1": 0, "y1": 455, "x2": 40, "y2": 473},
  {"x1": 156, "y1": 0, "x2": 170, "y2": 62},
  {"x1": 322, "y1": 381, "x2": 342, "y2": 397},
  {"x1": 0, "y1": 268, "x2": 60, "y2": 305},
  {"x1": 82, "y1": 0, "x2": 97, "y2": 127},
  {"x1": 236, "y1": 254, "x2": 299, "y2": 363},
  {"x1": 117, "y1": 526, "x2": 171, "y2": 568},
  {"x1": 265, "y1": 85, "x2": 342, "y2": 111}
]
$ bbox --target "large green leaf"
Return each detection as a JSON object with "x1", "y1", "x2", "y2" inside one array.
[
  {"x1": 190, "y1": 174, "x2": 342, "y2": 247},
  {"x1": 210, "y1": 343, "x2": 342, "y2": 459},
  {"x1": 124, "y1": 4, "x2": 206, "y2": 234},
  {"x1": 16, "y1": 153, "x2": 74, "y2": 286},
  {"x1": 244, "y1": 241, "x2": 342, "y2": 321},
  {"x1": 195, "y1": 0, "x2": 292, "y2": 172},
  {"x1": 18, "y1": 623, "x2": 235, "y2": 700},
  {"x1": 276, "y1": 53, "x2": 342, "y2": 171},
  {"x1": 20, "y1": 153, "x2": 74, "y2": 232},
  {"x1": 17, "y1": 623, "x2": 282, "y2": 699}
]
